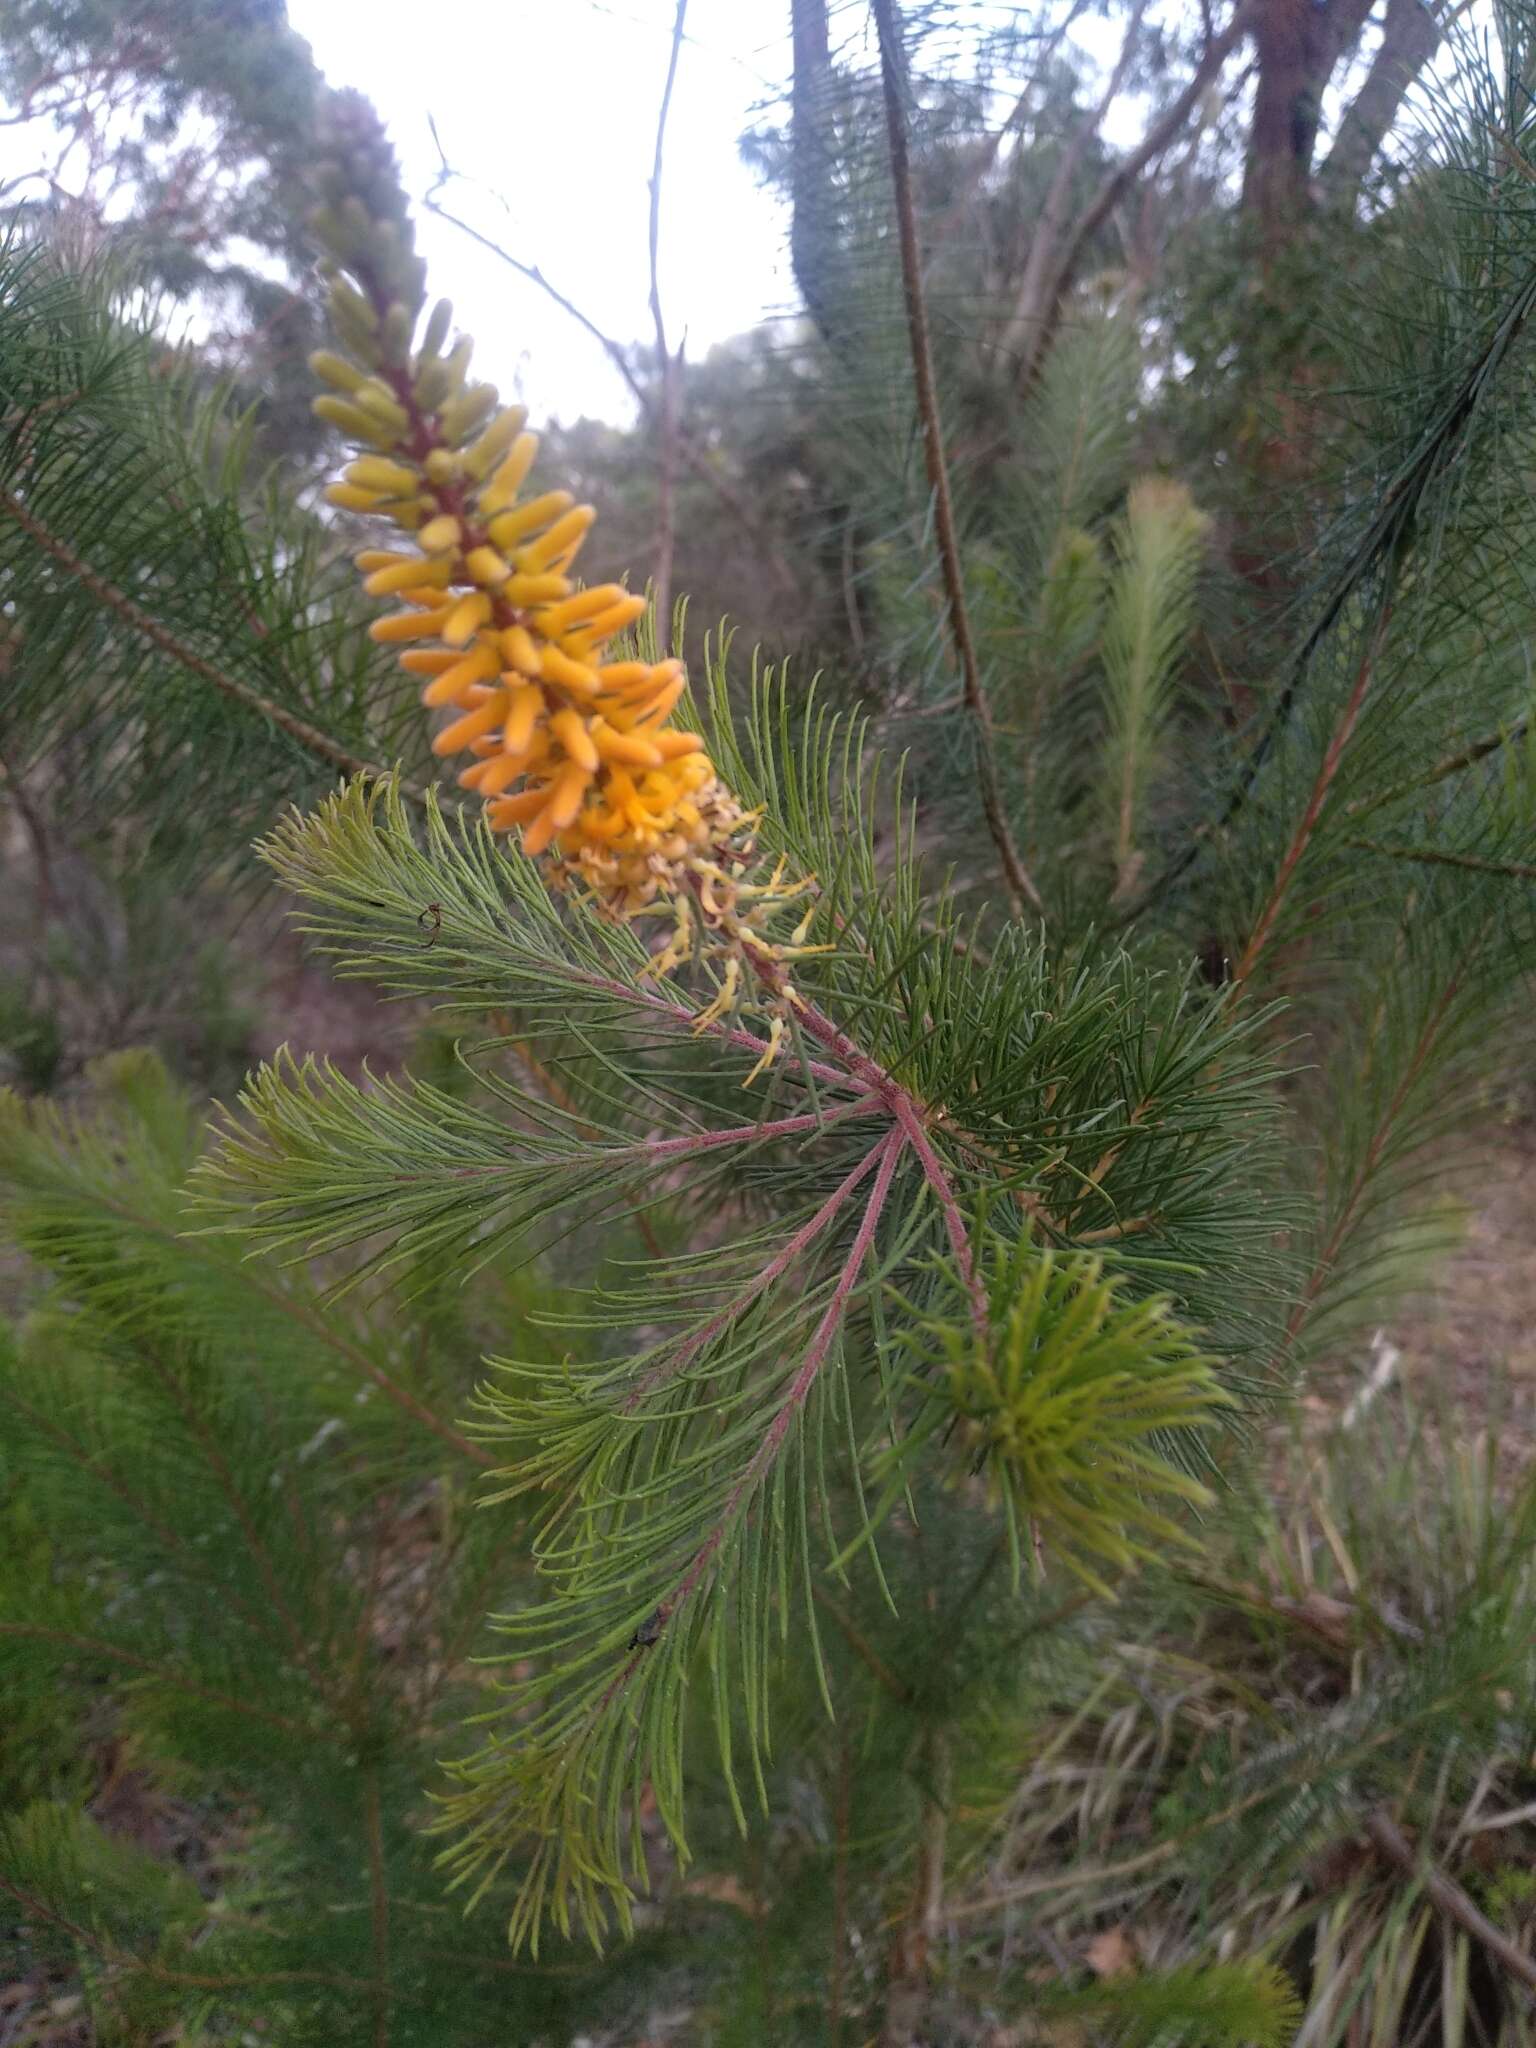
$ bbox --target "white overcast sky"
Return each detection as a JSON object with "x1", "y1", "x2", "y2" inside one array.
[{"x1": 287, "y1": 0, "x2": 801, "y2": 426}]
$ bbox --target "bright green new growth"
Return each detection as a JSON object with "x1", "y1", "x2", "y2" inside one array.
[
  {"x1": 888, "y1": 1240, "x2": 1231, "y2": 1595},
  {"x1": 1102, "y1": 479, "x2": 1210, "y2": 901}
]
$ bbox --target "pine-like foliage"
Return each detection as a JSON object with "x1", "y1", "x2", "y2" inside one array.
[{"x1": 0, "y1": 242, "x2": 426, "y2": 876}]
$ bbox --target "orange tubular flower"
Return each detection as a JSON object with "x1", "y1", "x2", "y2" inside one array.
[{"x1": 308, "y1": 185, "x2": 822, "y2": 1056}]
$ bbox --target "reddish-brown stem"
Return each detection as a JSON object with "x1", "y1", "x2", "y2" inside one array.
[
  {"x1": 598, "y1": 1129, "x2": 907, "y2": 1703},
  {"x1": 1230, "y1": 617, "x2": 1388, "y2": 994},
  {"x1": 787, "y1": 993, "x2": 987, "y2": 1338},
  {"x1": 623, "y1": 1135, "x2": 896, "y2": 1410},
  {"x1": 676, "y1": 1129, "x2": 904, "y2": 1606},
  {"x1": 637, "y1": 1095, "x2": 878, "y2": 1161}
]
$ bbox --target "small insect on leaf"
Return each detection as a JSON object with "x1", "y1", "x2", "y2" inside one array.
[
  {"x1": 417, "y1": 901, "x2": 443, "y2": 947},
  {"x1": 628, "y1": 1609, "x2": 666, "y2": 1651}
]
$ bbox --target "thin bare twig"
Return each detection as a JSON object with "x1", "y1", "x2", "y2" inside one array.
[
  {"x1": 1343, "y1": 835, "x2": 1536, "y2": 882},
  {"x1": 647, "y1": 0, "x2": 689, "y2": 642},
  {"x1": 421, "y1": 175, "x2": 802, "y2": 608},
  {"x1": 1364, "y1": 1807, "x2": 1536, "y2": 1996},
  {"x1": 1346, "y1": 714, "x2": 1530, "y2": 817},
  {"x1": 1010, "y1": 2, "x2": 1256, "y2": 390},
  {"x1": 1228, "y1": 611, "x2": 1392, "y2": 994},
  {"x1": 871, "y1": 0, "x2": 1042, "y2": 921}
]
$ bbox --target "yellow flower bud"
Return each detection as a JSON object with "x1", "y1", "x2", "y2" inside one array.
[
  {"x1": 475, "y1": 751, "x2": 526, "y2": 795},
  {"x1": 420, "y1": 297, "x2": 453, "y2": 361},
  {"x1": 365, "y1": 558, "x2": 447, "y2": 597},
  {"x1": 503, "y1": 684, "x2": 542, "y2": 758},
  {"x1": 479, "y1": 435, "x2": 544, "y2": 516},
  {"x1": 515, "y1": 506, "x2": 595, "y2": 574},
  {"x1": 464, "y1": 406, "x2": 530, "y2": 481},
  {"x1": 346, "y1": 456, "x2": 421, "y2": 496},
  {"x1": 369, "y1": 607, "x2": 454, "y2": 643},
  {"x1": 325, "y1": 482, "x2": 384, "y2": 512},
  {"x1": 500, "y1": 625, "x2": 542, "y2": 676},
  {"x1": 506, "y1": 571, "x2": 571, "y2": 606},
  {"x1": 440, "y1": 382, "x2": 498, "y2": 446},
  {"x1": 313, "y1": 397, "x2": 393, "y2": 444},
  {"x1": 444, "y1": 593, "x2": 493, "y2": 645},
  {"x1": 487, "y1": 490, "x2": 572, "y2": 550},
  {"x1": 433, "y1": 689, "x2": 509, "y2": 755},
  {"x1": 309, "y1": 350, "x2": 367, "y2": 394},
  {"x1": 487, "y1": 789, "x2": 547, "y2": 832},
  {"x1": 535, "y1": 585, "x2": 630, "y2": 636},
  {"x1": 591, "y1": 719, "x2": 663, "y2": 767},
  {"x1": 572, "y1": 594, "x2": 648, "y2": 646},
  {"x1": 421, "y1": 642, "x2": 501, "y2": 707},
  {"x1": 353, "y1": 380, "x2": 410, "y2": 431},
  {"x1": 464, "y1": 545, "x2": 512, "y2": 587},
  {"x1": 424, "y1": 449, "x2": 458, "y2": 485},
  {"x1": 654, "y1": 729, "x2": 706, "y2": 759},
  {"x1": 551, "y1": 709, "x2": 599, "y2": 772},
  {"x1": 539, "y1": 647, "x2": 599, "y2": 694},
  {"x1": 418, "y1": 514, "x2": 462, "y2": 553}
]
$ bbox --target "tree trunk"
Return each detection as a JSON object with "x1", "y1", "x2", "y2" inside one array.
[
  {"x1": 1318, "y1": 0, "x2": 1442, "y2": 215},
  {"x1": 1241, "y1": 0, "x2": 1373, "y2": 251}
]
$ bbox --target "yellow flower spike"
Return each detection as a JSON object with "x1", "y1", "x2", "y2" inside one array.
[{"x1": 317, "y1": 224, "x2": 820, "y2": 1025}]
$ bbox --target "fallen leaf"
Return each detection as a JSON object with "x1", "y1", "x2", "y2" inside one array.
[{"x1": 1085, "y1": 1926, "x2": 1137, "y2": 1978}]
